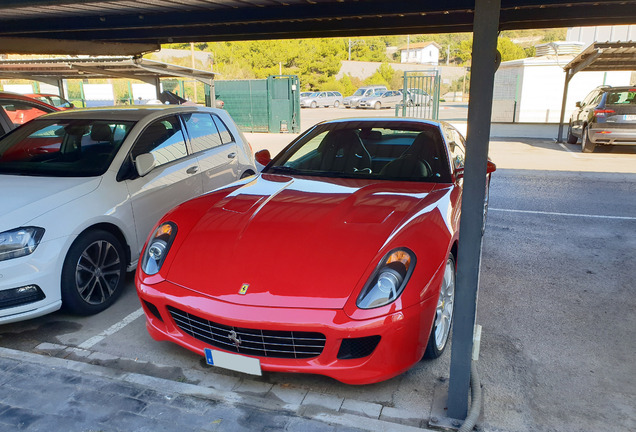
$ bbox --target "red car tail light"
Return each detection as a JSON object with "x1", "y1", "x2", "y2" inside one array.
[{"x1": 594, "y1": 109, "x2": 615, "y2": 116}]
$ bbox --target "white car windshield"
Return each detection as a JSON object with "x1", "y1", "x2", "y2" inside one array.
[{"x1": 0, "y1": 118, "x2": 135, "y2": 177}]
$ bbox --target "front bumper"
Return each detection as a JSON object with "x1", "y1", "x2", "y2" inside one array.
[
  {"x1": 137, "y1": 279, "x2": 437, "y2": 384},
  {"x1": 0, "y1": 235, "x2": 68, "y2": 324}
]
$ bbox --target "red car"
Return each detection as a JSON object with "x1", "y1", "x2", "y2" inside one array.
[
  {"x1": 0, "y1": 91, "x2": 58, "y2": 135},
  {"x1": 25, "y1": 93, "x2": 75, "y2": 110},
  {"x1": 136, "y1": 118, "x2": 495, "y2": 384}
]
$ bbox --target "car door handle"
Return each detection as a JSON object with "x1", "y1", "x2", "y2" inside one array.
[
  {"x1": 186, "y1": 166, "x2": 199, "y2": 175},
  {"x1": 227, "y1": 152, "x2": 237, "y2": 159}
]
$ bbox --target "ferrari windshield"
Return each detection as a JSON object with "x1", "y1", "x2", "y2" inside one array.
[
  {"x1": 0, "y1": 118, "x2": 134, "y2": 177},
  {"x1": 266, "y1": 121, "x2": 452, "y2": 183}
]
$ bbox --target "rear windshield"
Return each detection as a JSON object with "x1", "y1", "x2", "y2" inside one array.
[
  {"x1": 606, "y1": 90, "x2": 636, "y2": 105},
  {"x1": 0, "y1": 118, "x2": 135, "y2": 177}
]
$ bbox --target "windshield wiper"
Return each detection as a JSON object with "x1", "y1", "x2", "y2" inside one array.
[{"x1": 269, "y1": 165, "x2": 299, "y2": 174}]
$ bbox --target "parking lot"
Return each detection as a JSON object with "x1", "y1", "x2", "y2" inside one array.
[{"x1": 1, "y1": 107, "x2": 635, "y2": 432}]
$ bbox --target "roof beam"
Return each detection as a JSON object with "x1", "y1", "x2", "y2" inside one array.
[
  {"x1": 70, "y1": 64, "x2": 158, "y2": 85},
  {"x1": 0, "y1": 37, "x2": 158, "y2": 56}
]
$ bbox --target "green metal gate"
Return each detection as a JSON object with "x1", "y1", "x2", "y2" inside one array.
[
  {"x1": 215, "y1": 75, "x2": 300, "y2": 133},
  {"x1": 396, "y1": 70, "x2": 441, "y2": 120}
]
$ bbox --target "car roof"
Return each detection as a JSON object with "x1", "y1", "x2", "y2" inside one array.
[
  {"x1": 601, "y1": 86, "x2": 636, "y2": 92},
  {"x1": 0, "y1": 91, "x2": 58, "y2": 109},
  {"x1": 316, "y1": 117, "x2": 445, "y2": 128},
  {"x1": 38, "y1": 105, "x2": 222, "y2": 121}
]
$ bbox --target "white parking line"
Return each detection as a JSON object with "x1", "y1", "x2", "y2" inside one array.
[
  {"x1": 78, "y1": 307, "x2": 145, "y2": 350},
  {"x1": 557, "y1": 142, "x2": 582, "y2": 158},
  {"x1": 490, "y1": 208, "x2": 636, "y2": 221}
]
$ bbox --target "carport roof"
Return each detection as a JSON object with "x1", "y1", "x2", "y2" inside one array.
[
  {"x1": 563, "y1": 41, "x2": 636, "y2": 75},
  {"x1": 0, "y1": 1, "x2": 635, "y2": 55},
  {"x1": 0, "y1": 56, "x2": 217, "y2": 87}
]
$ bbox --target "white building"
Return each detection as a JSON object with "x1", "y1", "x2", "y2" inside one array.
[
  {"x1": 399, "y1": 42, "x2": 441, "y2": 65},
  {"x1": 492, "y1": 26, "x2": 634, "y2": 124}
]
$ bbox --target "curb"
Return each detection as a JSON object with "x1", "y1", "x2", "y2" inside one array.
[{"x1": 0, "y1": 346, "x2": 439, "y2": 432}]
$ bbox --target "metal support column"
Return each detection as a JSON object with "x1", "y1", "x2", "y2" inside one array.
[
  {"x1": 447, "y1": 0, "x2": 501, "y2": 420},
  {"x1": 57, "y1": 79, "x2": 66, "y2": 99},
  {"x1": 556, "y1": 70, "x2": 573, "y2": 143},
  {"x1": 154, "y1": 77, "x2": 162, "y2": 99}
]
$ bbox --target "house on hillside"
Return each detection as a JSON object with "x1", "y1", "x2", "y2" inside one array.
[{"x1": 399, "y1": 41, "x2": 441, "y2": 65}]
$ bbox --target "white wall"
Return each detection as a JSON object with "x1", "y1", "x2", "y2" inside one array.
[
  {"x1": 518, "y1": 65, "x2": 630, "y2": 123},
  {"x1": 493, "y1": 58, "x2": 632, "y2": 123}
]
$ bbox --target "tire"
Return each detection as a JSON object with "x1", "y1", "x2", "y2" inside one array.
[
  {"x1": 374, "y1": 102, "x2": 381, "y2": 110},
  {"x1": 334, "y1": 100, "x2": 340, "y2": 108},
  {"x1": 61, "y1": 230, "x2": 127, "y2": 315},
  {"x1": 581, "y1": 126, "x2": 595, "y2": 153},
  {"x1": 566, "y1": 123, "x2": 578, "y2": 144},
  {"x1": 310, "y1": 101, "x2": 317, "y2": 109},
  {"x1": 424, "y1": 254, "x2": 456, "y2": 359}
]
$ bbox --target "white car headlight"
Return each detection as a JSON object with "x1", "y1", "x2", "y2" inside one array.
[
  {"x1": 141, "y1": 222, "x2": 177, "y2": 275},
  {"x1": 0, "y1": 227, "x2": 45, "y2": 262},
  {"x1": 357, "y1": 249, "x2": 415, "y2": 309}
]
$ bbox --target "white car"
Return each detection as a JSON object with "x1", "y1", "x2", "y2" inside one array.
[
  {"x1": 300, "y1": 91, "x2": 343, "y2": 108},
  {"x1": 358, "y1": 90, "x2": 406, "y2": 110},
  {"x1": 0, "y1": 106, "x2": 256, "y2": 324}
]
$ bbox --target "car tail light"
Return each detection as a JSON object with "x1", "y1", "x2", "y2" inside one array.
[{"x1": 594, "y1": 109, "x2": 615, "y2": 116}]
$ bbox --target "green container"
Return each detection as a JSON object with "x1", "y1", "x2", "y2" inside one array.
[{"x1": 216, "y1": 75, "x2": 300, "y2": 133}]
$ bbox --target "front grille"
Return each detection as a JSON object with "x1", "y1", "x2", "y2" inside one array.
[{"x1": 168, "y1": 306, "x2": 326, "y2": 359}]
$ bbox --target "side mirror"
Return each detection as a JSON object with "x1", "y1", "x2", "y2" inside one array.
[
  {"x1": 135, "y1": 152, "x2": 156, "y2": 177},
  {"x1": 255, "y1": 149, "x2": 272, "y2": 166},
  {"x1": 487, "y1": 160, "x2": 497, "y2": 174},
  {"x1": 575, "y1": 101, "x2": 581, "y2": 108},
  {"x1": 455, "y1": 160, "x2": 496, "y2": 180}
]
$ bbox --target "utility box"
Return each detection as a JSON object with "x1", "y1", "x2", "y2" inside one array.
[{"x1": 216, "y1": 75, "x2": 300, "y2": 133}]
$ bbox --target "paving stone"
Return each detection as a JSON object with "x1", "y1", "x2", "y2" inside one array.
[
  {"x1": 301, "y1": 392, "x2": 344, "y2": 412},
  {"x1": 379, "y1": 406, "x2": 425, "y2": 428},
  {"x1": 340, "y1": 399, "x2": 382, "y2": 419},
  {"x1": 268, "y1": 384, "x2": 308, "y2": 406},
  {"x1": 0, "y1": 406, "x2": 44, "y2": 429},
  {"x1": 232, "y1": 379, "x2": 273, "y2": 396}
]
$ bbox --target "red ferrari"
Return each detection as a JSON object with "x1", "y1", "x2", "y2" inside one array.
[{"x1": 136, "y1": 118, "x2": 495, "y2": 384}]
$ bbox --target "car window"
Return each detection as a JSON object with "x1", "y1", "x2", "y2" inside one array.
[
  {"x1": 182, "y1": 112, "x2": 222, "y2": 153},
  {"x1": 266, "y1": 123, "x2": 451, "y2": 183},
  {"x1": 213, "y1": 116, "x2": 235, "y2": 145},
  {"x1": 132, "y1": 116, "x2": 187, "y2": 167},
  {"x1": 581, "y1": 90, "x2": 599, "y2": 107},
  {"x1": 444, "y1": 126, "x2": 465, "y2": 171},
  {"x1": 0, "y1": 119, "x2": 134, "y2": 177},
  {"x1": 0, "y1": 99, "x2": 53, "y2": 127},
  {"x1": 605, "y1": 90, "x2": 636, "y2": 105}
]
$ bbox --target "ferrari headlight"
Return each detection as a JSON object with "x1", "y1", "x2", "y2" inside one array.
[
  {"x1": 357, "y1": 248, "x2": 415, "y2": 309},
  {"x1": 141, "y1": 222, "x2": 177, "y2": 275},
  {"x1": 0, "y1": 227, "x2": 45, "y2": 262}
]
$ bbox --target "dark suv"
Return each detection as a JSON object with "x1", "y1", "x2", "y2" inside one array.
[{"x1": 567, "y1": 86, "x2": 636, "y2": 153}]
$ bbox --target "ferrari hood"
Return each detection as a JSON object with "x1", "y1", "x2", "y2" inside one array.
[{"x1": 166, "y1": 174, "x2": 444, "y2": 309}]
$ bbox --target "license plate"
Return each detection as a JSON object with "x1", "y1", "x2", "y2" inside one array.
[
  {"x1": 624, "y1": 115, "x2": 636, "y2": 121},
  {"x1": 204, "y1": 348, "x2": 262, "y2": 376}
]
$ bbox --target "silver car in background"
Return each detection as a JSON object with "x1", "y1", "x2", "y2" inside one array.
[
  {"x1": 300, "y1": 91, "x2": 343, "y2": 108},
  {"x1": 343, "y1": 85, "x2": 387, "y2": 108},
  {"x1": 358, "y1": 90, "x2": 406, "y2": 110}
]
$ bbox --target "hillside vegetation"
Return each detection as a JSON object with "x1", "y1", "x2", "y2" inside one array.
[{"x1": 157, "y1": 29, "x2": 565, "y2": 96}]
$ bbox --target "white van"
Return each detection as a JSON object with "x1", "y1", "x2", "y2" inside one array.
[{"x1": 343, "y1": 85, "x2": 387, "y2": 108}]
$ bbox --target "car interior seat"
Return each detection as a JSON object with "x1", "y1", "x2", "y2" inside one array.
[
  {"x1": 379, "y1": 129, "x2": 441, "y2": 179},
  {"x1": 317, "y1": 129, "x2": 372, "y2": 173}
]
